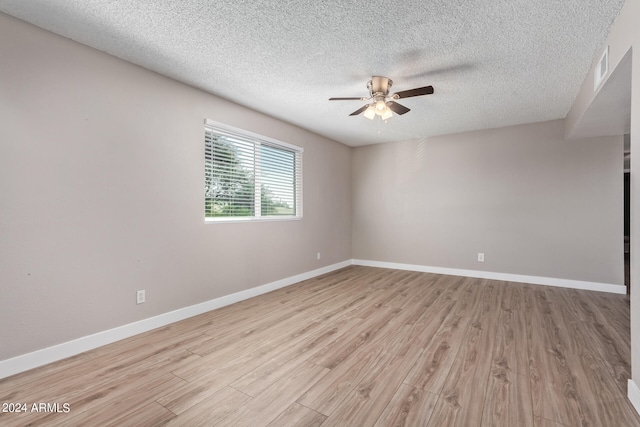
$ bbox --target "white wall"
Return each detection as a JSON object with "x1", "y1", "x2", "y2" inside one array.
[
  {"x1": 352, "y1": 120, "x2": 623, "y2": 285},
  {"x1": 0, "y1": 13, "x2": 352, "y2": 361}
]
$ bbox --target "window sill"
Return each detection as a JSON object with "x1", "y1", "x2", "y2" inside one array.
[{"x1": 205, "y1": 216, "x2": 302, "y2": 224}]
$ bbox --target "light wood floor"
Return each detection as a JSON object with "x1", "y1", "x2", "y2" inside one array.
[{"x1": 1, "y1": 266, "x2": 638, "y2": 426}]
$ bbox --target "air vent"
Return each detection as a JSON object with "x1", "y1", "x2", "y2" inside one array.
[{"x1": 594, "y1": 46, "x2": 609, "y2": 91}]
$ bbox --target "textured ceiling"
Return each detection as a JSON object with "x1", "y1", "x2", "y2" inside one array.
[{"x1": 0, "y1": 0, "x2": 626, "y2": 146}]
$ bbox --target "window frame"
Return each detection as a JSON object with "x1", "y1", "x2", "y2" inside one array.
[{"x1": 204, "y1": 119, "x2": 303, "y2": 223}]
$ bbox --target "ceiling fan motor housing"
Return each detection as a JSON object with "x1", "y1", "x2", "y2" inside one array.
[{"x1": 368, "y1": 76, "x2": 392, "y2": 96}]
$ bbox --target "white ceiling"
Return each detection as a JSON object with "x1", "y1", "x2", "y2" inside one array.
[{"x1": 0, "y1": 0, "x2": 626, "y2": 147}]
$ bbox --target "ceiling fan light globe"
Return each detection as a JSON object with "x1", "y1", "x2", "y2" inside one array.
[
  {"x1": 381, "y1": 108, "x2": 393, "y2": 120},
  {"x1": 364, "y1": 105, "x2": 376, "y2": 120},
  {"x1": 375, "y1": 100, "x2": 386, "y2": 111}
]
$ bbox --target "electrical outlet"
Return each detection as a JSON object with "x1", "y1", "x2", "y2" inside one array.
[
  {"x1": 136, "y1": 290, "x2": 145, "y2": 304},
  {"x1": 317, "y1": 252, "x2": 321, "y2": 260},
  {"x1": 477, "y1": 253, "x2": 485, "y2": 262}
]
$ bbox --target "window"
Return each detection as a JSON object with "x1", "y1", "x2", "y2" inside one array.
[{"x1": 204, "y1": 120, "x2": 303, "y2": 221}]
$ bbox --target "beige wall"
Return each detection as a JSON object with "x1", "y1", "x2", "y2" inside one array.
[
  {"x1": 352, "y1": 119, "x2": 623, "y2": 285},
  {"x1": 0, "y1": 14, "x2": 352, "y2": 360},
  {"x1": 566, "y1": 0, "x2": 640, "y2": 390}
]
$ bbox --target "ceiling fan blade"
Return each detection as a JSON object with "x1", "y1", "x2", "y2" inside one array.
[
  {"x1": 393, "y1": 85, "x2": 434, "y2": 99},
  {"x1": 349, "y1": 105, "x2": 369, "y2": 116},
  {"x1": 387, "y1": 101, "x2": 410, "y2": 115},
  {"x1": 329, "y1": 97, "x2": 367, "y2": 101}
]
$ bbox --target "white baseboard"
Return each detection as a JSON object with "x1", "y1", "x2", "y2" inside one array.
[
  {"x1": 628, "y1": 379, "x2": 640, "y2": 416},
  {"x1": 351, "y1": 259, "x2": 626, "y2": 294},
  {"x1": 0, "y1": 260, "x2": 351, "y2": 380}
]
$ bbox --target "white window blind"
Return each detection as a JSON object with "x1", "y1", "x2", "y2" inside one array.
[{"x1": 204, "y1": 120, "x2": 303, "y2": 221}]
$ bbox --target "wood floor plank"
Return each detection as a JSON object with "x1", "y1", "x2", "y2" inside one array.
[
  {"x1": 0, "y1": 349, "x2": 193, "y2": 427},
  {"x1": 534, "y1": 416, "x2": 567, "y2": 427},
  {"x1": 230, "y1": 317, "x2": 359, "y2": 397},
  {"x1": 311, "y1": 291, "x2": 372, "y2": 323},
  {"x1": 0, "y1": 353, "x2": 91, "y2": 397},
  {"x1": 156, "y1": 320, "x2": 329, "y2": 414},
  {"x1": 4, "y1": 372, "x2": 185, "y2": 427},
  {"x1": 307, "y1": 306, "x2": 403, "y2": 369},
  {"x1": 172, "y1": 320, "x2": 326, "y2": 383},
  {"x1": 426, "y1": 279, "x2": 503, "y2": 427},
  {"x1": 571, "y1": 355, "x2": 640, "y2": 426},
  {"x1": 344, "y1": 286, "x2": 410, "y2": 321},
  {"x1": 190, "y1": 307, "x2": 320, "y2": 357},
  {"x1": 265, "y1": 402, "x2": 326, "y2": 427},
  {"x1": 0, "y1": 266, "x2": 636, "y2": 427},
  {"x1": 524, "y1": 285, "x2": 640, "y2": 426},
  {"x1": 557, "y1": 288, "x2": 631, "y2": 393},
  {"x1": 57, "y1": 373, "x2": 185, "y2": 427},
  {"x1": 590, "y1": 291, "x2": 631, "y2": 330},
  {"x1": 543, "y1": 287, "x2": 640, "y2": 426},
  {"x1": 296, "y1": 323, "x2": 408, "y2": 415},
  {"x1": 162, "y1": 386, "x2": 252, "y2": 427},
  {"x1": 481, "y1": 371, "x2": 533, "y2": 427},
  {"x1": 318, "y1": 311, "x2": 448, "y2": 425},
  {"x1": 373, "y1": 384, "x2": 438, "y2": 427},
  {"x1": 494, "y1": 281, "x2": 529, "y2": 375},
  {"x1": 387, "y1": 273, "x2": 455, "y2": 327},
  {"x1": 155, "y1": 321, "x2": 331, "y2": 416},
  {"x1": 158, "y1": 320, "x2": 354, "y2": 414},
  {"x1": 404, "y1": 276, "x2": 482, "y2": 393},
  {"x1": 102, "y1": 401, "x2": 176, "y2": 427},
  {"x1": 0, "y1": 354, "x2": 94, "y2": 401},
  {"x1": 525, "y1": 285, "x2": 590, "y2": 425},
  {"x1": 1, "y1": 339, "x2": 163, "y2": 402},
  {"x1": 215, "y1": 362, "x2": 329, "y2": 427},
  {"x1": 155, "y1": 368, "x2": 239, "y2": 415},
  {"x1": 320, "y1": 324, "x2": 426, "y2": 426},
  {"x1": 53, "y1": 371, "x2": 184, "y2": 425},
  {"x1": 481, "y1": 284, "x2": 532, "y2": 427}
]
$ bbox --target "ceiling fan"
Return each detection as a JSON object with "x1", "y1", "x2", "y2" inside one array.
[{"x1": 329, "y1": 76, "x2": 434, "y2": 120}]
